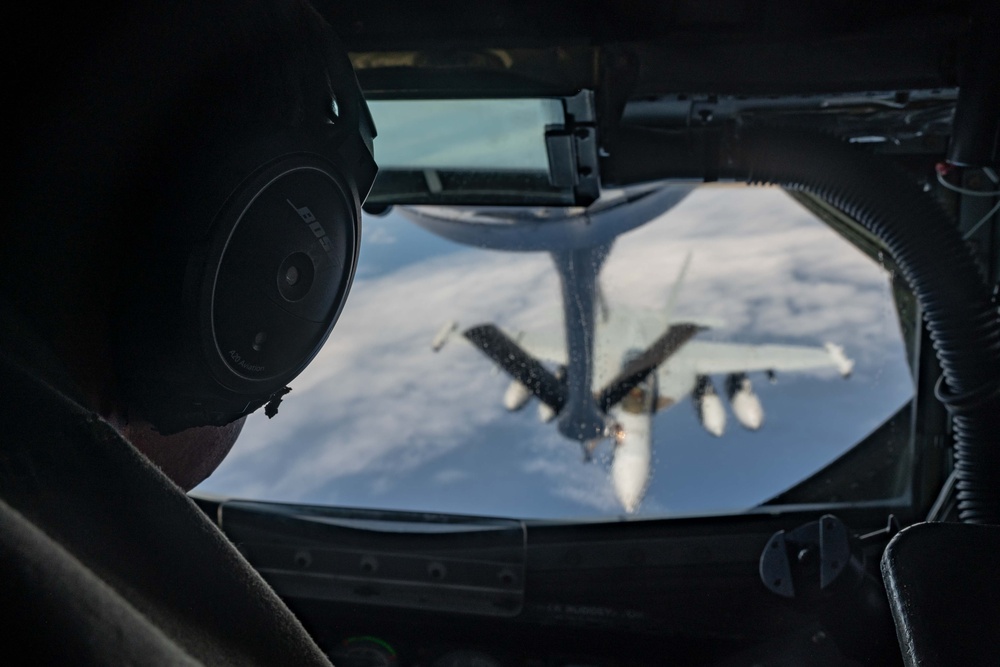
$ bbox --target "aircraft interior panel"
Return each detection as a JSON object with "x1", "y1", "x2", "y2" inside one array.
[
  {"x1": 192, "y1": 2, "x2": 998, "y2": 664},
  {"x1": 8, "y1": 1, "x2": 998, "y2": 665}
]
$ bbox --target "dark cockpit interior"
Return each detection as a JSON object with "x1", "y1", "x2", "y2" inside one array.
[
  {"x1": 187, "y1": 2, "x2": 999, "y2": 665},
  {"x1": 6, "y1": 1, "x2": 999, "y2": 666}
]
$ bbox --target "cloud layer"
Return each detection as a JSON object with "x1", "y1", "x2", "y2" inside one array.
[{"x1": 198, "y1": 186, "x2": 914, "y2": 519}]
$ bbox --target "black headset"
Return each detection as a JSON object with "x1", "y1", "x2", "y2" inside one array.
[{"x1": 113, "y1": 25, "x2": 378, "y2": 435}]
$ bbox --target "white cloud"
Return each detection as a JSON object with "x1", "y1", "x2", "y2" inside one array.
[
  {"x1": 433, "y1": 469, "x2": 470, "y2": 484},
  {"x1": 521, "y1": 437, "x2": 622, "y2": 514},
  {"x1": 199, "y1": 186, "x2": 913, "y2": 517},
  {"x1": 364, "y1": 225, "x2": 397, "y2": 245}
]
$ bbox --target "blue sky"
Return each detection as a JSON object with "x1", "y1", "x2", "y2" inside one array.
[{"x1": 196, "y1": 186, "x2": 914, "y2": 520}]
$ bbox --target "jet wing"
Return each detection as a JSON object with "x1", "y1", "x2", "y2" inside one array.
[
  {"x1": 432, "y1": 320, "x2": 568, "y2": 366},
  {"x1": 597, "y1": 323, "x2": 705, "y2": 411},
  {"x1": 462, "y1": 325, "x2": 567, "y2": 411},
  {"x1": 659, "y1": 340, "x2": 854, "y2": 381},
  {"x1": 516, "y1": 329, "x2": 568, "y2": 367},
  {"x1": 603, "y1": 303, "x2": 724, "y2": 342}
]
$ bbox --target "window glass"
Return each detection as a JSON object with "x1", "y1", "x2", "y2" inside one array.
[
  {"x1": 368, "y1": 99, "x2": 564, "y2": 171},
  {"x1": 198, "y1": 186, "x2": 914, "y2": 519}
]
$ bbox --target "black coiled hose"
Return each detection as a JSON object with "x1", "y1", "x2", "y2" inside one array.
[{"x1": 728, "y1": 128, "x2": 1000, "y2": 523}]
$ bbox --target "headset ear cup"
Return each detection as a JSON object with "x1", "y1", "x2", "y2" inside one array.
[
  {"x1": 205, "y1": 156, "x2": 359, "y2": 390},
  {"x1": 105, "y1": 2, "x2": 377, "y2": 434},
  {"x1": 116, "y1": 152, "x2": 364, "y2": 435},
  {"x1": 8, "y1": 1, "x2": 376, "y2": 435}
]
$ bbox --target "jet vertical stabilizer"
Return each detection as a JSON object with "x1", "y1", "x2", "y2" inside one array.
[{"x1": 662, "y1": 251, "x2": 694, "y2": 324}]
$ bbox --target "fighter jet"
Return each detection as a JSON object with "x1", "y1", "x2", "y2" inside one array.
[
  {"x1": 402, "y1": 185, "x2": 853, "y2": 513},
  {"x1": 432, "y1": 252, "x2": 853, "y2": 513}
]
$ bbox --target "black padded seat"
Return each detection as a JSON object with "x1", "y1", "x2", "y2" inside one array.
[{"x1": 881, "y1": 522, "x2": 1000, "y2": 667}]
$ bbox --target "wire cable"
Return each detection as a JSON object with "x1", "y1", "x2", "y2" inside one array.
[
  {"x1": 735, "y1": 128, "x2": 1000, "y2": 523},
  {"x1": 936, "y1": 170, "x2": 1000, "y2": 197},
  {"x1": 963, "y1": 198, "x2": 1000, "y2": 239}
]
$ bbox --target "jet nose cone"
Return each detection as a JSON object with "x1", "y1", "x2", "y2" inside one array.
[
  {"x1": 611, "y1": 448, "x2": 650, "y2": 514},
  {"x1": 614, "y1": 479, "x2": 643, "y2": 513},
  {"x1": 619, "y1": 495, "x2": 641, "y2": 514}
]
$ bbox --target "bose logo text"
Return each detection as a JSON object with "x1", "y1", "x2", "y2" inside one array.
[{"x1": 288, "y1": 199, "x2": 333, "y2": 254}]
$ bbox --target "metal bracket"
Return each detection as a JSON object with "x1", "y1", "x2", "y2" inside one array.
[
  {"x1": 758, "y1": 514, "x2": 902, "y2": 663},
  {"x1": 760, "y1": 514, "x2": 858, "y2": 599},
  {"x1": 545, "y1": 90, "x2": 600, "y2": 205},
  {"x1": 219, "y1": 500, "x2": 527, "y2": 617}
]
